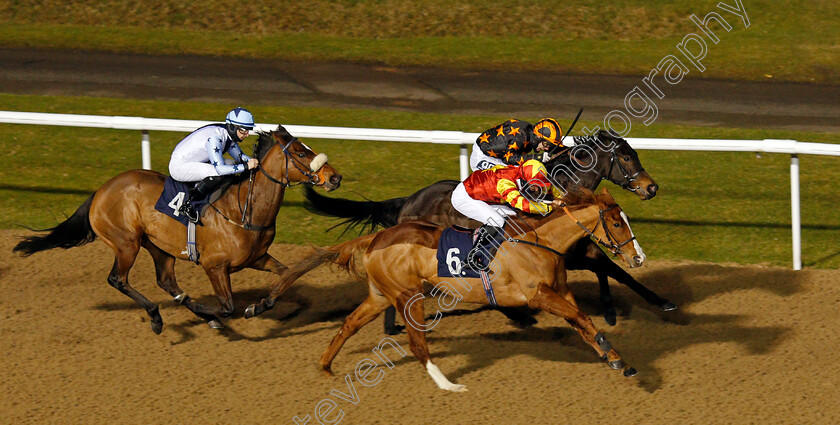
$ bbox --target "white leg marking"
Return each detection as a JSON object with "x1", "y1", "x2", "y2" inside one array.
[{"x1": 426, "y1": 361, "x2": 467, "y2": 392}]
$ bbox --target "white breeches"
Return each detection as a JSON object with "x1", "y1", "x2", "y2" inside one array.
[
  {"x1": 451, "y1": 182, "x2": 516, "y2": 227},
  {"x1": 169, "y1": 158, "x2": 235, "y2": 182},
  {"x1": 469, "y1": 146, "x2": 506, "y2": 172}
]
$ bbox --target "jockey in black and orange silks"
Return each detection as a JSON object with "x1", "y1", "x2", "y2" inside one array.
[{"x1": 470, "y1": 118, "x2": 565, "y2": 171}]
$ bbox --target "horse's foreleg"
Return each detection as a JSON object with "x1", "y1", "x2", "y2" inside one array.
[
  {"x1": 528, "y1": 284, "x2": 636, "y2": 377},
  {"x1": 143, "y1": 241, "x2": 219, "y2": 325},
  {"x1": 396, "y1": 290, "x2": 466, "y2": 392},
  {"x1": 593, "y1": 249, "x2": 675, "y2": 311},
  {"x1": 320, "y1": 292, "x2": 390, "y2": 375},
  {"x1": 106, "y1": 245, "x2": 164, "y2": 334},
  {"x1": 203, "y1": 262, "x2": 234, "y2": 329},
  {"x1": 571, "y1": 240, "x2": 675, "y2": 312}
]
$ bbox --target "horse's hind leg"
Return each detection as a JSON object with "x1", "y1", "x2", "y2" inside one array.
[
  {"x1": 320, "y1": 290, "x2": 390, "y2": 375},
  {"x1": 249, "y1": 253, "x2": 288, "y2": 276},
  {"x1": 143, "y1": 241, "x2": 219, "y2": 325},
  {"x1": 396, "y1": 290, "x2": 466, "y2": 392},
  {"x1": 528, "y1": 283, "x2": 636, "y2": 377},
  {"x1": 106, "y1": 245, "x2": 164, "y2": 334}
]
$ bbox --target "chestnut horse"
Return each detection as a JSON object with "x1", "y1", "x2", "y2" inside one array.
[
  {"x1": 301, "y1": 130, "x2": 673, "y2": 328},
  {"x1": 13, "y1": 126, "x2": 342, "y2": 333},
  {"x1": 259, "y1": 188, "x2": 642, "y2": 391}
]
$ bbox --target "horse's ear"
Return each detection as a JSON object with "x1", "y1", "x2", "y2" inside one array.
[{"x1": 600, "y1": 187, "x2": 610, "y2": 196}]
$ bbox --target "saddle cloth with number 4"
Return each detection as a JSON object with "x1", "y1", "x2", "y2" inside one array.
[{"x1": 153, "y1": 177, "x2": 210, "y2": 227}]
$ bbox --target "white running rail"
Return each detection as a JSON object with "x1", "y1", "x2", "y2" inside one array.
[{"x1": 3, "y1": 110, "x2": 839, "y2": 270}]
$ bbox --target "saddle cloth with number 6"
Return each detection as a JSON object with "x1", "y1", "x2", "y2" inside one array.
[
  {"x1": 153, "y1": 177, "x2": 210, "y2": 227},
  {"x1": 436, "y1": 227, "x2": 482, "y2": 279}
]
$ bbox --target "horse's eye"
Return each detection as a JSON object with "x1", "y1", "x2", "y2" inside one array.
[
  {"x1": 298, "y1": 152, "x2": 305, "y2": 158},
  {"x1": 613, "y1": 222, "x2": 620, "y2": 228},
  {"x1": 623, "y1": 156, "x2": 630, "y2": 161}
]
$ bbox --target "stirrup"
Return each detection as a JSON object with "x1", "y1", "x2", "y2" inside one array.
[{"x1": 180, "y1": 204, "x2": 200, "y2": 223}]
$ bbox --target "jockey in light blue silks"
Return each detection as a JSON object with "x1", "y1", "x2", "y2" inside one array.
[{"x1": 168, "y1": 107, "x2": 259, "y2": 222}]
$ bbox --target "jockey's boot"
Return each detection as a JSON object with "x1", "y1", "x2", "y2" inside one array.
[
  {"x1": 179, "y1": 176, "x2": 222, "y2": 224},
  {"x1": 466, "y1": 224, "x2": 503, "y2": 270}
]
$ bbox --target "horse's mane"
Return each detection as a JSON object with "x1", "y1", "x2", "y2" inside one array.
[
  {"x1": 254, "y1": 125, "x2": 289, "y2": 160},
  {"x1": 219, "y1": 126, "x2": 290, "y2": 188},
  {"x1": 559, "y1": 186, "x2": 597, "y2": 210},
  {"x1": 544, "y1": 129, "x2": 625, "y2": 170},
  {"x1": 571, "y1": 129, "x2": 625, "y2": 149},
  {"x1": 514, "y1": 186, "x2": 612, "y2": 230}
]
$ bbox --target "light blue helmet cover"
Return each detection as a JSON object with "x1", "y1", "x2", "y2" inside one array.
[{"x1": 225, "y1": 107, "x2": 255, "y2": 129}]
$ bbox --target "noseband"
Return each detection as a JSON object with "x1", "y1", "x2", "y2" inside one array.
[{"x1": 606, "y1": 148, "x2": 645, "y2": 193}]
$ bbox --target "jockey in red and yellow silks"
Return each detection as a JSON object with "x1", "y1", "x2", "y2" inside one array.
[
  {"x1": 451, "y1": 159, "x2": 562, "y2": 269},
  {"x1": 461, "y1": 159, "x2": 562, "y2": 217}
]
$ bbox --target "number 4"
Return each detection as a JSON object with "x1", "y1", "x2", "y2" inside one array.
[{"x1": 168, "y1": 192, "x2": 186, "y2": 216}]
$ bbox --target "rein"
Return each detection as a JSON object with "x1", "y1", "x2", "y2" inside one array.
[
  {"x1": 560, "y1": 204, "x2": 635, "y2": 255},
  {"x1": 504, "y1": 215, "x2": 564, "y2": 257},
  {"x1": 211, "y1": 137, "x2": 325, "y2": 231},
  {"x1": 509, "y1": 238, "x2": 566, "y2": 258}
]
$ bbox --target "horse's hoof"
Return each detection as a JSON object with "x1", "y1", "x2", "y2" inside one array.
[
  {"x1": 512, "y1": 316, "x2": 538, "y2": 329},
  {"x1": 623, "y1": 367, "x2": 638, "y2": 377},
  {"x1": 384, "y1": 324, "x2": 405, "y2": 335},
  {"x1": 244, "y1": 305, "x2": 256, "y2": 319},
  {"x1": 660, "y1": 301, "x2": 677, "y2": 312},
  {"x1": 150, "y1": 320, "x2": 163, "y2": 335},
  {"x1": 608, "y1": 359, "x2": 625, "y2": 370},
  {"x1": 604, "y1": 310, "x2": 617, "y2": 326},
  {"x1": 208, "y1": 320, "x2": 224, "y2": 329}
]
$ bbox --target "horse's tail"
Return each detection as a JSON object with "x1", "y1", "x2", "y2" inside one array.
[
  {"x1": 327, "y1": 233, "x2": 378, "y2": 281},
  {"x1": 267, "y1": 233, "x2": 377, "y2": 301},
  {"x1": 13, "y1": 192, "x2": 98, "y2": 257},
  {"x1": 303, "y1": 185, "x2": 406, "y2": 234}
]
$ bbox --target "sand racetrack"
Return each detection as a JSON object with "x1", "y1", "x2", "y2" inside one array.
[{"x1": 1, "y1": 229, "x2": 839, "y2": 424}]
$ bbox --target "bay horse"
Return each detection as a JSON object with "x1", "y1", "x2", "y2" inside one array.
[
  {"x1": 300, "y1": 130, "x2": 674, "y2": 328},
  {"x1": 13, "y1": 126, "x2": 342, "y2": 333},
  {"x1": 261, "y1": 187, "x2": 643, "y2": 391}
]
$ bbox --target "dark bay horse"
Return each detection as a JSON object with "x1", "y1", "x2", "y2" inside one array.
[
  {"x1": 302, "y1": 130, "x2": 674, "y2": 328},
  {"x1": 266, "y1": 188, "x2": 643, "y2": 390},
  {"x1": 13, "y1": 126, "x2": 342, "y2": 333}
]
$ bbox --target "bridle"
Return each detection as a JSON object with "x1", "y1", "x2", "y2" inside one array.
[
  {"x1": 210, "y1": 137, "x2": 327, "y2": 231},
  {"x1": 258, "y1": 138, "x2": 324, "y2": 188},
  {"x1": 560, "y1": 203, "x2": 636, "y2": 256},
  {"x1": 605, "y1": 147, "x2": 645, "y2": 193}
]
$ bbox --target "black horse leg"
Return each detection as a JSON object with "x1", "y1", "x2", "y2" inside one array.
[
  {"x1": 381, "y1": 301, "x2": 536, "y2": 335},
  {"x1": 596, "y1": 269, "x2": 617, "y2": 326},
  {"x1": 383, "y1": 306, "x2": 404, "y2": 335},
  {"x1": 574, "y1": 241, "x2": 676, "y2": 311},
  {"x1": 565, "y1": 241, "x2": 617, "y2": 325}
]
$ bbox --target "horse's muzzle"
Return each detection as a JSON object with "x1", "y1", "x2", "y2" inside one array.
[{"x1": 324, "y1": 174, "x2": 342, "y2": 191}]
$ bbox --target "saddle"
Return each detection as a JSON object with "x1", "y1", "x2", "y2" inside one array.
[
  {"x1": 435, "y1": 224, "x2": 508, "y2": 278},
  {"x1": 153, "y1": 177, "x2": 237, "y2": 227}
]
